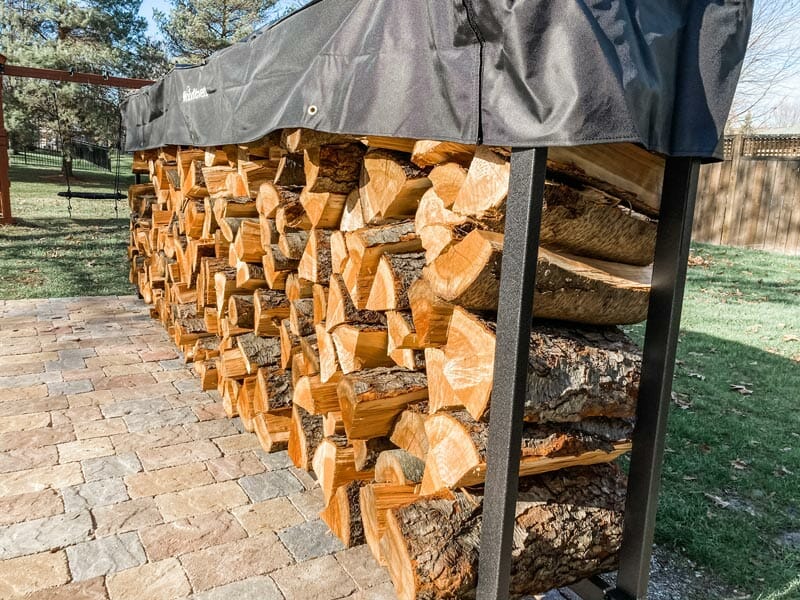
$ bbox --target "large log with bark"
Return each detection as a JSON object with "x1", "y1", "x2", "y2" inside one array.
[
  {"x1": 423, "y1": 230, "x2": 651, "y2": 325},
  {"x1": 383, "y1": 464, "x2": 626, "y2": 600},
  {"x1": 426, "y1": 306, "x2": 642, "y2": 422},
  {"x1": 421, "y1": 409, "x2": 632, "y2": 492}
]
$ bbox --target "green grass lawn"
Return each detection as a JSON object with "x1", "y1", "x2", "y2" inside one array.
[
  {"x1": 0, "y1": 160, "x2": 136, "y2": 299},
  {"x1": 1, "y1": 160, "x2": 799, "y2": 598},
  {"x1": 631, "y1": 243, "x2": 800, "y2": 600}
]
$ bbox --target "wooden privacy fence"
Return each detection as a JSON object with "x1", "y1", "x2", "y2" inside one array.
[{"x1": 693, "y1": 134, "x2": 800, "y2": 254}]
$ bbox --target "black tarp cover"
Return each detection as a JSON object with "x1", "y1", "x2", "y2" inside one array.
[{"x1": 123, "y1": 0, "x2": 752, "y2": 158}]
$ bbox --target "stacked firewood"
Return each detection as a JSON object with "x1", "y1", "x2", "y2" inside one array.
[{"x1": 128, "y1": 131, "x2": 664, "y2": 599}]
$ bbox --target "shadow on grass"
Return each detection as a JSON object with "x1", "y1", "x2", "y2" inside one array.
[
  {"x1": 0, "y1": 217, "x2": 131, "y2": 299},
  {"x1": 655, "y1": 329, "x2": 800, "y2": 598},
  {"x1": 8, "y1": 163, "x2": 135, "y2": 190}
]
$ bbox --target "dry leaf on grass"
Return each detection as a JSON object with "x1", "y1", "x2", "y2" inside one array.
[
  {"x1": 670, "y1": 391, "x2": 692, "y2": 410},
  {"x1": 730, "y1": 384, "x2": 753, "y2": 395}
]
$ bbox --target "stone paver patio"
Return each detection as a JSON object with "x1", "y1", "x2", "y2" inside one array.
[{"x1": 0, "y1": 295, "x2": 396, "y2": 599}]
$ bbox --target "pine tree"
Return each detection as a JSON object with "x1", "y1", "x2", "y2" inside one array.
[
  {"x1": 0, "y1": 0, "x2": 167, "y2": 168},
  {"x1": 154, "y1": 0, "x2": 280, "y2": 63}
]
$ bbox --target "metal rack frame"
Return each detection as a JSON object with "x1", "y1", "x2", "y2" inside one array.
[{"x1": 476, "y1": 147, "x2": 701, "y2": 600}]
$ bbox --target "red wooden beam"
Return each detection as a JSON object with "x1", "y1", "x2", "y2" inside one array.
[
  {"x1": 0, "y1": 62, "x2": 154, "y2": 89},
  {"x1": 0, "y1": 55, "x2": 12, "y2": 224},
  {"x1": 0, "y1": 54, "x2": 154, "y2": 224}
]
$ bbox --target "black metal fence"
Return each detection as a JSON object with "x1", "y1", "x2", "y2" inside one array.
[{"x1": 9, "y1": 138, "x2": 112, "y2": 172}]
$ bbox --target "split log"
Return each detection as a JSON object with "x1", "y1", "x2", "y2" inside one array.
[
  {"x1": 285, "y1": 273, "x2": 314, "y2": 301},
  {"x1": 276, "y1": 197, "x2": 312, "y2": 233},
  {"x1": 278, "y1": 231, "x2": 309, "y2": 261},
  {"x1": 388, "y1": 402, "x2": 430, "y2": 461},
  {"x1": 236, "y1": 333, "x2": 282, "y2": 374},
  {"x1": 282, "y1": 128, "x2": 354, "y2": 152},
  {"x1": 228, "y1": 294, "x2": 254, "y2": 329},
  {"x1": 287, "y1": 404, "x2": 324, "y2": 471},
  {"x1": 297, "y1": 229, "x2": 333, "y2": 284},
  {"x1": 340, "y1": 189, "x2": 365, "y2": 232},
  {"x1": 330, "y1": 231, "x2": 349, "y2": 274},
  {"x1": 312, "y1": 435, "x2": 375, "y2": 503},
  {"x1": 362, "y1": 136, "x2": 417, "y2": 153},
  {"x1": 259, "y1": 215, "x2": 279, "y2": 249},
  {"x1": 423, "y1": 230, "x2": 651, "y2": 325},
  {"x1": 194, "y1": 359, "x2": 218, "y2": 391},
  {"x1": 274, "y1": 153, "x2": 306, "y2": 187},
  {"x1": 427, "y1": 162, "x2": 468, "y2": 206},
  {"x1": 315, "y1": 323, "x2": 341, "y2": 383},
  {"x1": 221, "y1": 377, "x2": 241, "y2": 418},
  {"x1": 290, "y1": 298, "x2": 315, "y2": 337},
  {"x1": 235, "y1": 262, "x2": 267, "y2": 290},
  {"x1": 215, "y1": 196, "x2": 258, "y2": 220},
  {"x1": 256, "y1": 183, "x2": 301, "y2": 219},
  {"x1": 338, "y1": 367, "x2": 428, "y2": 440},
  {"x1": 374, "y1": 449, "x2": 425, "y2": 485},
  {"x1": 360, "y1": 483, "x2": 420, "y2": 565},
  {"x1": 174, "y1": 318, "x2": 213, "y2": 346},
  {"x1": 451, "y1": 146, "x2": 510, "y2": 230},
  {"x1": 201, "y1": 166, "x2": 235, "y2": 195},
  {"x1": 262, "y1": 245, "x2": 297, "y2": 290},
  {"x1": 330, "y1": 324, "x2": 393, "y2": 374},
  {"x1": 279, "y1": 319, "x2": 302, "y2": 369},
  {"x1": 547, "y1": 144, "x2": 663, "y2": 217},
  {"x1": 293, "y1": 372, "x2": 343, "y2": 414},
  {"x1": 304, "y1": 144, "x2": 365, "y2": 194},
  {"x1": 255, "y1": 368, "x2": 293, "y2": 412},
  {"x1": 253, "y1": 411, "x2": 291, "y2": 453},
  {"x1": 253, "y1": 289, "x2": 291, "y2": 336},
  {"x1": 415, "y1": 187, "x2": 481, "y2": 263},
  {"x1": 359, "y1": 149, "x2": 431, "y2": 224},
  {"x1": 407, "y1": 279, "x2": 453, "y2": 348},
  {"x1": 382, "y1": 464, "x2": 626, "y2": 600},
  {"x1": 320, "y1": 480, "x2": 366, "y2": 548},
  {"x1": 325, "y1": 273, "x2": 385, "y2": 333},
  {"x1": 422, "y1": 409, "x2": 632, "y2": 492},
  {"x1": 427, "y1": 306, "x2": 641, "y2": 422},
  {"x1": 300, "y1": 334, "x2": 320, "y2": 376},
  {"x1": 232, "y1": 219, "x2": 265, "y2": 263},
  {"x1": 352, "y1": 437, "x2": 396, "y2": 472},
  {"x1": 323, "y1": 411, "x2": 345, "y2": 437},
  {"x1": 411, "y1": 141, "x2": 475, "y2": 168},
  {"x1": 300, "y1": 190, "x2": 347, "y2": 229},
  {"x1": 344, "y1": 220, "x2": 422, "y2": 308},
  {"x1": 236, "y1": 376, "x2": 258, "y2": 432},
  {"x1": 386, "y1": 311, "x2": 421, "y2": 352},
  {"x1": 365, "y1": 252, "x2": 425, "y2": 311},
  {"x1": 539, "y1": 183, "x2": 656, "y2": 265},
  {"x1": 238, "y1": 159, "x2": 278, "y2": 197},
  {"x1": 312, "y1": 284, "x2": 328, "y2": 324},
  {"x1": 204, "y1": 148, "x2": 228, "y2": 167}
]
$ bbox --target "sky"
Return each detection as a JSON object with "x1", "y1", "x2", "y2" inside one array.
[{"x1": 138, "y1": 0, "x2": 307, "y2": 37}]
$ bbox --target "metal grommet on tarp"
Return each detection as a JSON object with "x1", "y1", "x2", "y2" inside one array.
[{"x1": 307, "y1": 105, "x2": 318, "y2": 116}]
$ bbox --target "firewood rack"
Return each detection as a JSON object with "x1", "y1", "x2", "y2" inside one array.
[{"x1": 476, "y1": 148, "x2": 700, "y2": 600}]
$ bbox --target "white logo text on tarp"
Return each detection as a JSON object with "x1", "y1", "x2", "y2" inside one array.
[{"x1": 182, "y1": 87, "x2": 209, "y2": 102}]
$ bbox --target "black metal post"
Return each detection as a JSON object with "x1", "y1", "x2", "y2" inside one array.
[
  {"x1": 606, "y1": 156, "x2": 701, "y2": 600},
  {"x1": 476, "y1": 147, "x2": 548, "y2": 600}
]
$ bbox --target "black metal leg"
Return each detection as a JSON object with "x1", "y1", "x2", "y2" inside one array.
[
  {"x1": 607, "y1": 157, "x2": 701, "y2": 600},
  {"x1": 476, "y1": 147, "x2": 548, "y2": 600}
]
